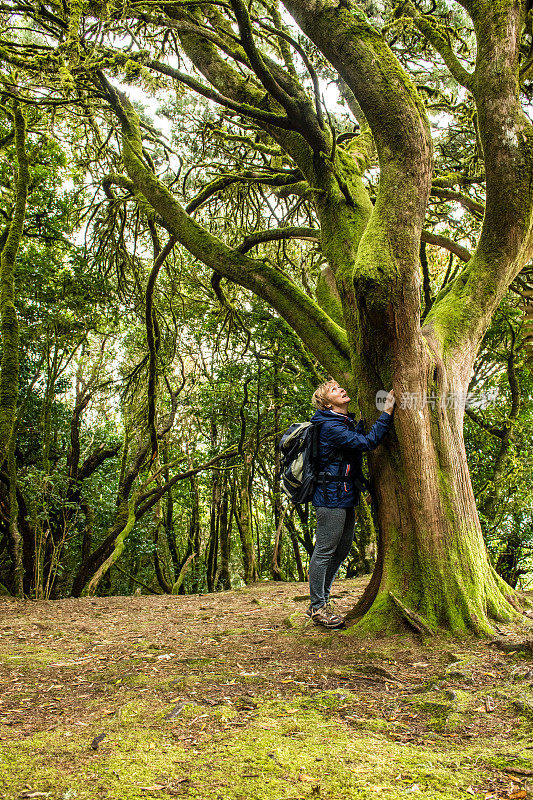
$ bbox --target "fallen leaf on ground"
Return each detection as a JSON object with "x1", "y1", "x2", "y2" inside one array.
[
  {"x1": 298, "y1": 773, "x2": 319, "y2": 783},
  {"x1": 485, "y1": 696, "x2": 495, "y2": 712},
  {"x1": 506, "y1": 768, "x2": 533, "y2": 776}
]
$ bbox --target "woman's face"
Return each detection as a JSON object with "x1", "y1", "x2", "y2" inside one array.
[{"x1": 326, "y1": 382, "x2": 350, "y2": 410}]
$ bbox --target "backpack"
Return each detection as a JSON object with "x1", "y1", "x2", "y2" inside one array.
[
  {"x1": 279, "y1": 421, "x2": 322, "y2": 504},
  {"x1": 279, "y1": 420, "x2": 377, "y2": 506}
]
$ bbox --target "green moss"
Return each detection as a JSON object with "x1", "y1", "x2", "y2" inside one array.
[
  {"x1": 423, "y1": 283, "x2": 472, "y2": 356},
  {"x1": 0, "y1": 645, "x2": 63, "y2": 667},
  {"x1": 299, "y1": 690, "x2": 356, "y2": 710},
  {"x1": 0, "y1": 101, "x2": 29, "y2": 467},
  {"x1": 1, "y1": 701, "x2": 524, "y2": 800},
  {"x1": 117, "y1": 700, "x2": 147, "y2": 724}
]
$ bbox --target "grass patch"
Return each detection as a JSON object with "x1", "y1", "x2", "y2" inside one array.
[{"x1": 2, "y1": 695, "x2": 531, "y2": 800}]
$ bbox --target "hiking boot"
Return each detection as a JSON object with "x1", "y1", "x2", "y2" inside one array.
[
  {"x1": 310, "y1": 605, "x2": 344, "y2": 629},
  {"x1": 306, "y1": 603, "x2": 344, "y2": 625}
]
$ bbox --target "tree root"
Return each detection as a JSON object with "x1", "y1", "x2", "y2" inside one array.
[
  {"x1": 388, "y1": 592, "x2": 435, "y2": 636},
  {"x1": 488, "y1": 638, "x2": 533, "y2": 653}
]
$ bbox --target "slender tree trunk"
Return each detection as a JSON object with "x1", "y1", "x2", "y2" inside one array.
[
  {"x1": 271, "y1": 372, "x2": 284, "y2": 580},
  {"x1": 153, "y1": 522, "x2": 172, "y2": 593},
  {"x1": 477, "y1": 341, "x2": 521, "y2": 525},
  {"x1": 216, "y1": 483, "x2": 231, "y2": 590},
  {"x1": 187, "y1": 473, "x2": 202, "y2": 593},
  {"x1": 495, "y1": 521, "x2": 526, "y2": 590},
  {"x1": 236, "y1": 456, "x2": 259, "y2": 584},
  {"x1": 161, "y1": 443, "x2": 179, "y2": 578},
  {"x1": 271, "y1": 506, "x2": 287, "y2": 582},
  {"x1": 16, "y1": 487, "x2": 33, "y2": 596},
  {"x1": 206, "y1": 470, "x2": 220, "y2": 592},
  {"x1": 293, "y1": 504, "x2": 314, "y2": 557},
  {"x1": 0, "y1": 101, "x2": 29, "y2": 467},
  {"x1": 172, "y1": 553, "x2": 196, "y2": 594},
  {"x1": 41, "y1": 341, "x2": 59, "y2": 473},
  {"x1": 285, "y1": 514, "x2": 306, "y2": 582},
  {"x1": 80, "y1": 501, "x2": 94, "y2": 564},
  {"x1": 7, "y1": 433, "x2": 22, "y2": 596}
]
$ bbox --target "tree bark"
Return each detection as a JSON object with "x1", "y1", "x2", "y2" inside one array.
[
  {"x1": 271, "y1": 506, "x2": 287, "y2": 582},
  {"x1": 0, "y1": 100, "x2": 29, "y2": 467},
  {"x1": 206, "y1": 469, "x2": 220, "y2": 592},
  {"x1": 216, "y1": 482, "x2": 231, "y2": 590},
  {"x1": 235, "y1": 456, "x2": 259, "y2": 584}
]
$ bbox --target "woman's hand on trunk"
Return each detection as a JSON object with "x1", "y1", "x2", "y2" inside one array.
[{"x1": 384, "y1": 390, "x2": 395, "y2": 415}]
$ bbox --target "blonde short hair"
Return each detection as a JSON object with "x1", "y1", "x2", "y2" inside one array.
[{"x1": 312, "y1": 379, "x2": 337, "y2": 410}]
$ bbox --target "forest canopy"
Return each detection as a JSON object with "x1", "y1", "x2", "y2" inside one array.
[{"x1": 0, "y1": 0, "x2": 531, "y2": 635}]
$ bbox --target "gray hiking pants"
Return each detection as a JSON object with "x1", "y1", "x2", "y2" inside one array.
[{"x1": 309, "y1": 506, "x2": 356, "y2": 610}]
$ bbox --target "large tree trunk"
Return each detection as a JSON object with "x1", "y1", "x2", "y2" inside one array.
[{"x1": 345, "y1": 347, "x2": 521, "y2": 634}]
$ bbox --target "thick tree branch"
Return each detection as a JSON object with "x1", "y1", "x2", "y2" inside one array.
[
  {"x1": 237, "y1": 226, "x2": 320, "y2": 253},
  {"x1": 256, "y1": 17, "x2": 324, "y2": 127},
  {"x1": 281, "y1": 0, "x2": 432, "y2": 204},
  {"x1": 430, "y1": 186, "x2": 484, "y2": 219},
  {"x1": 77, "y1": 443, "x2": 122, "y2": 482},
  {"x1": 229, "y1": 0, "x2": 327, "y2": 150},
  {"x1": 420, "y1": 231, "x2": 471, "y2": 263},
  {"x1": 170, "y1": 13, "x2": 320, "y2": 181}
]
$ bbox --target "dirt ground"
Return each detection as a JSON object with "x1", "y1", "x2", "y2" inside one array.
[{"x1": 0, "y1": 578, "x2": 532, "y2": 800}]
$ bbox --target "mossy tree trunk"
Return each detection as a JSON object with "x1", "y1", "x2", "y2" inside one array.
[
  {"x1": 0, "y1": 100, "x2": 29, "y2": 598},
  {"x1": 206, "y1": 467, "x2": 220, "y2": 593},
  {"x1": 0, "y1": 100, "x2": 28, "y2": 468},
  {"x1": 235, "y1": 454, "x2": 259, "y2": 585},
  {"x1": 286, "y1": 514, "x2": 307, "y2": 583},
  {"x1": 216, "y1": 481, "x2": 232, "y2": 591},
  {"x1": 92, "y1": 0, "x2": 533, "y2": 632}
]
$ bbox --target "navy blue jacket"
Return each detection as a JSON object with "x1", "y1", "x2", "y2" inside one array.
[{"x1": 311, "y1": 409, "x2": 393, "y2": 508}]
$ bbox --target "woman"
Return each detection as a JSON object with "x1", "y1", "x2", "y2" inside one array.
[{"x1": 307, "y1": 380, "x2": 395, "y2": 628}]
